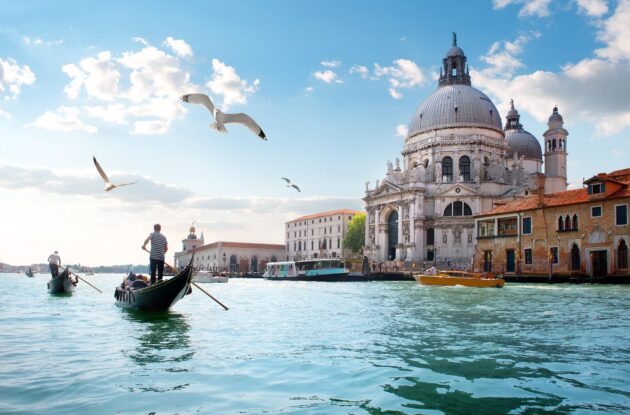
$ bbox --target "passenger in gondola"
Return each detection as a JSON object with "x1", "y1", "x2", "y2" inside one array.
[{"x1": 47, "y1": 250, "x2": 61, "y2": 278}]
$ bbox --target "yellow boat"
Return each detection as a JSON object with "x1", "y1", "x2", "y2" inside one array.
[{"x1": 414, "y1": 270, "x2": 505, "y2": 288}]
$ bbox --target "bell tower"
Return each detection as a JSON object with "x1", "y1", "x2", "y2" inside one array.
[
  {"x1": 182, "y1": 223, "x2": 201, "y2": 251},
  {"x1": 439, "y1": 32, "x2": 471, "y2": 87},
  {"x1": 543, "y1": 106, "x2": 568, "y2": 193}
]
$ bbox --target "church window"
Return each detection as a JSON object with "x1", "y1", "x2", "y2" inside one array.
[
  {"x1": 443, "y1": 201, "x2": 473, "y2": 217},
  {"x1": 459, "y1": 156, "x2": 471, "y2": 181},
  {"x1": 442, "y1": 157, "x2": 453, "y2": 182},
  {"x1": 618, "y1": 239, "x2": 628, "y2": 269}
]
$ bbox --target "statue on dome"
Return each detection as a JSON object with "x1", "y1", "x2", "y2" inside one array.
[
  {"x1": 387, "y1": 160, "x2": 393, "y2": 174},
  {"x1": 395, "y1": 157, "x2": 401, "y2": 171},
  {"x1": 365, "y1": 180, "x2": 370, "y2": 192}
]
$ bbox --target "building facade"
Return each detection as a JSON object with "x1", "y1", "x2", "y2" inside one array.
[
  {"x1": 173, "y1": 226, "x2": 285, "y2": 272},
  {"x1": 474, "y1": 170, "x2": 630, "y2": 277},
  {"x1": 363, "y1": 34, "x2": 568, "y2": 268},
  {"x1": 285, "y1": 209, "x2": 363, "y2": 261}
]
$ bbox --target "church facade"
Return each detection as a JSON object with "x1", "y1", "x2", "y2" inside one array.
[{"x1": 363, "y1": 34, "x2": 569, "y2": 268}]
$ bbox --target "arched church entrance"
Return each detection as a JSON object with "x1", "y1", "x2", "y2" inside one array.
[{"x1": 387, "y1": 210, "x2": 398, "y2": 260}]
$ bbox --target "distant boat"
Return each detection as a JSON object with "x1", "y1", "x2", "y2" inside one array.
[
  {"x1": 47, "y1": 269, "x2": 77, "y2": 293},
  {"x1": 193, "y1": 270, "x2": 229, "y2": 283},
  {"x1": 114, "y1": 263, "x2": 194, "y2": 312},
  {"x1": 414, "y1": 270, "x2": 504, "y2": 288},
  {"x1": 25, "y1": 268, "x2": 35, "y2": 278},
  {"x1": 263, "y1": 259, "x2": 349, "y2": 281}
]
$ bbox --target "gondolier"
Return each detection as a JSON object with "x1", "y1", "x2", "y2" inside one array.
[
  {"x1": 47, "y1": 251, "x2": 61, "y2": 278},
  {"x1": 142, "y1": 224, "x2": 168, "y2": 285}
]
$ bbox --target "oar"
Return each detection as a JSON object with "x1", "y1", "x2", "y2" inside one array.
[{"x1": 66, "y1": 269, "x2": 103, "y2": 293}]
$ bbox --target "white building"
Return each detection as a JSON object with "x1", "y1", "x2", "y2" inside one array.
[
  {"x1": 363, "y1": 34, "x2": 569, "y2": 268},
  {"x1": 173, "y1": 225, "x2": 285, "y2": 272},
  {"x1": 285, "y1": 209, "x2": 363, "y2": 261}
]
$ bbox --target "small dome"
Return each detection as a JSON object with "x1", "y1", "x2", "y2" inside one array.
[
  {"x1": 408, "y1": 84, "x2": 503, "y2": 136},
  {"x1": 506, "y1": 129, "x2": 542, "y2": 161},
  {"x1": 446, "y1": 46, "x2": 465, "y2": 57},
  {"x1": 548, "y1": 106, "x2": 563, "y2": 123}
]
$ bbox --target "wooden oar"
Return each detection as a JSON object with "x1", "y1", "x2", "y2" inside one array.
[{"x1": 66, "y1": 269, "x2": 103, "y2": 293}]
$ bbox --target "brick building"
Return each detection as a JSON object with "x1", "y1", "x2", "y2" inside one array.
[{"x1": 474, "y1": 170, "x2": 630, "y2": 278}]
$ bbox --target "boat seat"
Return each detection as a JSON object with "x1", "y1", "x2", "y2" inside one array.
[{"x1": 130, "y1": 280, "x2": 149, "y2": 289}]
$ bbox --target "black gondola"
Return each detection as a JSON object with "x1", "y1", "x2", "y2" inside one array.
[
  {"x1": 25, "y1": 268, "x2": 35, "y2": 278},
  {"x1": 114, "y1": 263, "x2": 194, "y2": 312},
  {"x1": 47, "y1": 269, "x2": 77, "y2": 293}
]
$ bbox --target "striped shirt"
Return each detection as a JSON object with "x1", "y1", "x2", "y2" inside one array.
[{"x1": 149, "y1": 232, "x2": 167, "y2": 260}]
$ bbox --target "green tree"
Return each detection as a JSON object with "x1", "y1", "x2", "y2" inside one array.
[{"x1": 343, "y1": 213, "x2": 366, "y2": 256}]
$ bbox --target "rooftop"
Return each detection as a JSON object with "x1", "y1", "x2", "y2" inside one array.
[{"x1": 288, "y1": 209, "x2": 363, "y2": 223}]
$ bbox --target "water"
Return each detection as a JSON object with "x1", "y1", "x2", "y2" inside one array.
[{"x1": 0, "y1": 274, "x2": 629, "y2": 415}]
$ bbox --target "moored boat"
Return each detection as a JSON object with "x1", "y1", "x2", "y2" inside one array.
[
  {"x1": 25, "y1": 268, "x2": 35, "y2": 278},
  {"x1": 47, "y1": 269, "x2": 77, "y2": 293},
  {"x1": 263, "y1": 259, "x2": 349, "y2": 281},
  {"x1": 193, "y1": 270, "x2": 229, "y2": 283},
  {"x1": 414, "y1": 270, "x2": 505, "y2": 288},
  {"x1": 114, "y1": 264, "x2": 194, "y2": 312}
]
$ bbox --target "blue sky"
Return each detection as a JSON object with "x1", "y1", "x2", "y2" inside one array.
[{"x1": 1, "y1": 0, "x2": 629, "y2": 265}]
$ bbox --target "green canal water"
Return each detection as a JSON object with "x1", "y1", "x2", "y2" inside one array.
[{"x1": 0, "y1": 274, "x2": 628, "y2": 415}]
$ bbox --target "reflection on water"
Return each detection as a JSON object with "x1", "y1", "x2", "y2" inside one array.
[{"x1": 122, "y1": 311, "x2": 193, "y2": 393}]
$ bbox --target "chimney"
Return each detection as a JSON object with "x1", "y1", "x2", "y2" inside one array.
[{"x1": 536, "y1": 173, "x2": 546, "y2": 207}]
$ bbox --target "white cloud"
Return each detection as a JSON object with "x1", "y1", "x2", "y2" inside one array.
[
  {"x1": 395, "y1": 124, "x2": 408, "y2": 138},
  {"x1": 132, "y1": 37, "x2": 149, "y2": 46},
  {"x1": 373, "y1": 59, "x2": 428, "y2": 99},
  {"x1": 320, "y1": 60, "x2": 341, "y2": 68},
  {"x1": 41, "y1": 37, "x2": 197, "y2": 135},
  {"x1": 479, "y1": 32, "x2": 540, "y2": 78},
  {"x1": 349, "y1": 65, "x2": 369, "y2": 79},
  {"x1": 206, "y1": 58, "x2": 260, "y2": 110},
  {"x1": 492, "y1": 0, "x2": 552, "y2": 17},
  {"x1": 22, "y1": 36, "x2": 63, "y2": 46},
  {"x1": 164, "y1": 37, "x2": 193, "y2": 58},
  {"x1": 576, "y1": 0, "x2": 608, "y2": 16},
  {"x1": 27, "y1": 106, "x2": 97, "y2": 133},
  {"x1": 0, "y1": 57, "x2": 36, "y2": 100},
  {"x1": 304, "y1": 86, "x2": 314, "y2": 93},
  {"x1": 611, "y1": 148, "x2": 623, "y2": 157},
  {"x1": 476, "y1": 0, "x2": 630, "y2": 137},
  {"x1": 314, "y1": 69, "x2": 342, "y2": 84}
]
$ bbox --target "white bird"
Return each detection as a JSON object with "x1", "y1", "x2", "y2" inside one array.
[
  {"x1": 93, "y1": 156, "x2": 137, "y2": 192},
  {"x1": 281, "y1": 177, "x2": 301, "y2": 192},
  {"x1": 180, "y1": 93, "x2": 266, "y2": 140}
]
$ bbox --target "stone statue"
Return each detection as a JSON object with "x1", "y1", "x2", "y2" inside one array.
[
  {"x1": 473, "y1": 146, "x2": 481, "y2": 184},
  {"x1": 369, "y1": 227, "x2": 375, "y2": 244},
  {"x1": 375, "y1": 179, "x2": 380, "y2": 189},
  {"x1": 387, "y1": 160, "x2": 393, "y2": 174},
  {"x1": 365, "y1": 180, "x2": 370, "y2": 192},
  {"x1": 395, "y1": 157, "x2": 401, "y2": 171},
  {"x1": 403, "y1": 223, "x2": 410, "y2": 243},
  {"x1": 436, "y1": 161, "x2": 442, "y2": 184}
]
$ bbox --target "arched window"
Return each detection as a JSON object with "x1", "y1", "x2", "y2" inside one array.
[
  {"x1": 459, "y1": 156, "x2": 471, "y2": 181},
  {"x1": 558, "y1": 216, "x2": 564, "y2": 231},
  {"x1": 571, "y1": 244, "x2": 580, "y2": 271},
  {"x1": 442, "y1": 157, "x2": 453, "y2": 183},
  {"x1": 443, "y1": 201, "x2": 473, "y2": 217},
  {"x1": 618, "y1": 240, "x2": 628, "y2": 269},
  {"x1": 565, "y1": 215, "x2": 571, "y2": 230},
  {"x1": 552, "y1": 139, "x2": 557, "y2": 151},
  {"x1": 573, "y1": 214, "x2": 578, "y2": 230}
]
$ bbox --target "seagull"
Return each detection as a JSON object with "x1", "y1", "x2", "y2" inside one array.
[
  {"x1": 281, "y1": 177, "x2": 301, "y2": 192},
  {"x1": 93, "y1": 156, "x2": 137, "y2": 192},
  {"x1": 180, "y1": 93, "x2": 266, "y2": 140}
]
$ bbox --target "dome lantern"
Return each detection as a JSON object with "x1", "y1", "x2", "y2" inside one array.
[{"x1": 439, "y1": 33, "x2": 471, "y2": 87}]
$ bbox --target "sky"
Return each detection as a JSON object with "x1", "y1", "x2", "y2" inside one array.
[{"x1": 1, "y1": 0, "x2": 629, "y2": 266}]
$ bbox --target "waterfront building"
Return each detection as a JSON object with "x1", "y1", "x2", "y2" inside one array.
[
  {"x1": 363, "y1": 34, "x2": 568, "y2": 268},
  {"x1": 474, "y1": 169, "x2": 630, "y2": 278},
  {"x1": 173, "y1": 225, "x2": 285, "y2": 272},
  {"x1": 285, "y1": 209, "x2": 363, "y2": 261}
]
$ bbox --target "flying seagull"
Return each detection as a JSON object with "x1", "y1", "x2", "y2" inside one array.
[
  {"x1": 281, "y1": 177, "x2": 301, "y2": 192},
  {"x1": 93, "y1": 156, "x2": 137, "y2": 192},
  {"x1": 180, "y1": 93, "x2": 266, "y2": 140}
]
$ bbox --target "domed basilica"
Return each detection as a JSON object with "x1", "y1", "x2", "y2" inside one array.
[{"x1": 363, "y1": 34, "x2": 569, "y2": 267}]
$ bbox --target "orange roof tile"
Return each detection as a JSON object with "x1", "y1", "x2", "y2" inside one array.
[
  {"x1": 289, "y1": 209, "x2": 364, "y2": 223},
  {"x1": 479, "y1": 180, "x2": 630, "y2": 216}
]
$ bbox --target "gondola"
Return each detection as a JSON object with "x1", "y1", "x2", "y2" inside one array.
[
  {"x1": 25, "y1": 268, "x2": 35, "y2": 278},
  {"x1": 47, "y1": 268, "x2": 77, "y2": 293},
  {"x1": 114, "y1": 263, "x2": 194, "y2": 312}
]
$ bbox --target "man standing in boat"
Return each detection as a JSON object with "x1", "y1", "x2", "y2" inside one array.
[
  {"x1": 142, "y1": 224, "x2": 168, "y2": 285},
  {"x1": 47, "y1": 250, "x2": 61, "y2": 278}
]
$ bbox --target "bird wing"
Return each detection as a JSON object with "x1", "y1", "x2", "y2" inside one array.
[
  {"x1": 291, "y1": 184, "x2": 301, "y2": 192},
  {"x1": 222, "y1": 112, "x2": 266, "y2": 140},
  {"x1": 281, "y1": 177, "x2": 291, "y2": 184},
  {"x1": 93, "y1": 156, "x2": 110, "y2": 183},
  {"x1": 115, "y1": 181, "x2": 138, "y2": 188},
  {"x1": 180, "y1": 93, "x2": 216, "y2": 117}
]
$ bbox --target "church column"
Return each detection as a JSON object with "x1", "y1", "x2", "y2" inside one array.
[{"x1": 396, "y1": 203, "x2": 403, "y2": 261}]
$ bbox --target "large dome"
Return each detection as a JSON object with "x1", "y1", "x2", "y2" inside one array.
[
  {"x1": 408, "y1": 84, "x2": 503, "y2": 136},
  {"x1": 505, "y1": 129, "x2": 542, "y2": 161}
]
